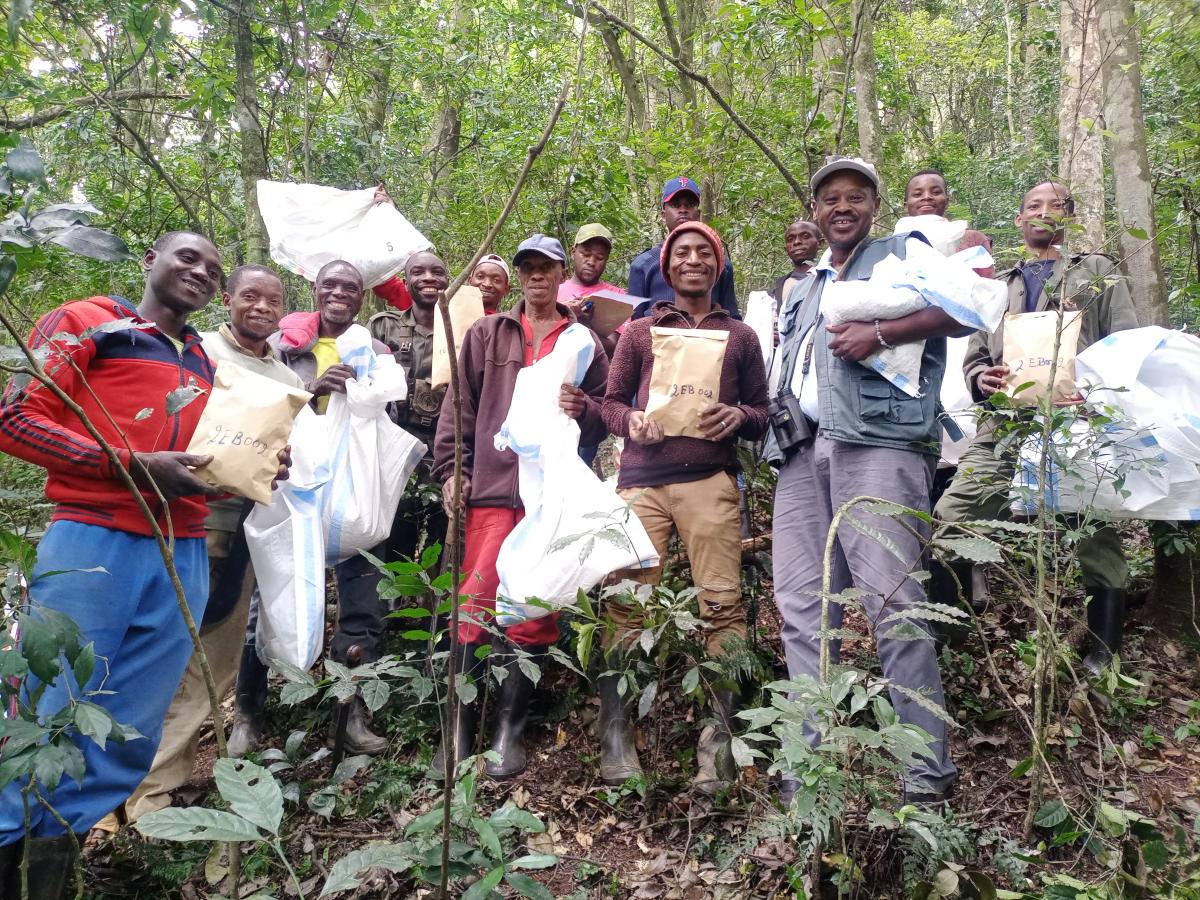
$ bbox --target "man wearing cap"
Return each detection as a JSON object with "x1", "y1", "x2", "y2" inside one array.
[
  {"x1": 559, "y1": 223, "x2": 623, "y2": 305},
  {"x1": 628, "y1": 177, "x2": 740, "y2": 320},
  {"x1": 432, "y1": 234, "x2": 610, "y2": 781},
  {"x1": 767, "y1": 158, "x2": 966, "y2": 806},
  {"x1": 469, "y1": 253, "x2": 512, "y2": 314},
  {"x1": 602, "y1": 221, "x2": 768, "y2": 793}
]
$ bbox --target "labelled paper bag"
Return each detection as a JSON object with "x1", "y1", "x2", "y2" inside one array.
[
  {"x1": 432, "y1": 285, "x2": 486, "y2": 389},
  {"x1": 644, "y1": 327, "x2": 729, "y2": 438},
  {"x1": 1002, "y1": 309, "x2": 1084, "y2": 406},
  {"x1": 186, "y1": 362, "x2": 312, "y2": 504}
]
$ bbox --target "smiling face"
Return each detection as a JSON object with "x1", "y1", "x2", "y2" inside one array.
[
  {"x1": 404, "y1": 252, "x2": 449, "y2": 309},
  {"x1": 224, "y1": 269, "x2": 285, "y2": 346},
  {"x1": 571, "y1": 238, "x2": 611, "y2": 287},
  {"x1": 812, "y1": 172, "x2": 880, "y2": 255},
  {"x1": 1016, "y1": 181, "x2": 1072, "y2": 251},
  {"x1": 517, "y1": 253, "x2": 565, "y2": 312},
  {"x1": 662, "y1": 191, "x2": 701, "y2": 233},
  {"x1": 143, "y1": 233, "x2": 223, "y2": 315},
  {"x1": 469, "y1": 262, "x2": 509, "y2": 313},
  {"x1": 785, "y1": 222, "x2": 823, "y2": 266},
  {"x1": 904, "y1": 172, "x2": 949, "y2": 217},
  {"x1": 665, "y1": 230, "x2": 719, "y2": 300},
  {"x1": 313, "y1": 261, "x2": 364, "y2": 337}
]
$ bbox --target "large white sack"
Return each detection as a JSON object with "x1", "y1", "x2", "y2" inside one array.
[
  {"x1": 257, "y1": 180, "x2": 432, "y2": 288},
  {"x1": 940, "y1": 335, "x2": 977, "y2": 466},
  {"x1": 744, "y1": 290, "x2": 775, "y2": 366},
  {"x1": 493, "y1": 324, "x2": 659, "y2": 624}
]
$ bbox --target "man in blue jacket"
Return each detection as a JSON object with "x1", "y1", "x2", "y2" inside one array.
[{"x1": 628, "y1": 176, "x2": 739, "y2": 320}]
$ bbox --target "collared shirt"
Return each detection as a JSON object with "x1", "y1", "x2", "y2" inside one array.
[
  {"x1": 1020, "y1": 258, "x2": 1058, "y2": 312},
  {"x1": 520, "y1": 314, "x2": 570, "y2": 366}
]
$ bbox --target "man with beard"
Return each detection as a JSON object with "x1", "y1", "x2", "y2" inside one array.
[
  {"x1": 628, "y1": 176, "x2": 740, "y2": 319},
  {"x1": 94, "y1": 264, "x2": 303, "y2": 829},
  {"x1": 934, "y1": 181, "x2": 1138, "y2": 674},
  {"x1": 369, "y1": 251, "x2": 451, "y2": 568},
  {"x1": 602, "y1": 221, "x2": 768, "y2": 793},
  {"x1": 0, "y1": 233, "x2": 235, "y2": 889},
  {"x1": 768, "y1": 158, "x2": 966, "y2": 806},
  {"x1": 432, "y1": 234, "x2": 610, "y2": 781}
]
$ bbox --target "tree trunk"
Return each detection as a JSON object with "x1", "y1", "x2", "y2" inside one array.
[
  {"x1": 1058, "y1": 0, "x2": 1105, "y2": 252},
  {"x1": 233, "y1": 0, "x2": 269, "y2": 264},
  {"x1": 1098, "y1": 0, "x2": 1169, "y2": 326},
  {"x1": 425, "y1": 1, "x2": 468, "y2": 211},
  {"x1": 852, "y1": 0, "x2": 881, "y2": 165}
]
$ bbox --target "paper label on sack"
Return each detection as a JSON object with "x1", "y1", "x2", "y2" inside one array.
[
  {"x1": 431, "y1": 285, "x2": 486, "y2": 389},
  {"x1": 644, "y1": 327, "x2": 729, "y2": 438},
  {"x1": 1001, "y1": 309, "x2": 1084, "y2": 405},
  {"x1": 186, "y1": 362, "x2": 312, "y2": 505},
  {"x1": 583, "y1": 289, "x2": 635, "y2": 338}
]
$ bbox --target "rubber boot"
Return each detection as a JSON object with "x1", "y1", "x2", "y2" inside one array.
[
  {"x1": 692, "y1": 688, "x2": 739, "y2": 796},
  {"x1": 227, "y1": 644, "x2": 268, "y2": 758},
  {"x1": 430, "y1": 641, "x2": 488, "y2": 779},
  {"x1": 2, "y1": 834, "x2": 78, "y2": 899},
  {"x1": 597, "y1": 673, "x2": 642, "y2": 785},
  {"x1": 342, "y1": 697, "x2": 389, "y2": 755},
  {"x1": 1083, "y1": 586, "x2": 1126, "y2": 676},
  {"x1": 485, "y1": 643, "x2": 545, "y2": 780}
]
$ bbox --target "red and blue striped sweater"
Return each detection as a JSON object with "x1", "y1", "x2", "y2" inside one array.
[{"x1": 0, "y1": 295, "x2": 215, "y2": 538}]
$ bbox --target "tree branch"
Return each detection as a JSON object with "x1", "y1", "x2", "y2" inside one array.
[{"x1": 0, "y1": 89, "x2": 190, "y2": 131}]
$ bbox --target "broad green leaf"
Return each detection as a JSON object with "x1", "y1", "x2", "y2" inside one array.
[
  {"x1": 1033, "y1": 799, "x2": 1069, "y2": 829},
  {"x1": 470, "y1": 816, "x2": 502, "y2": 861},
  {"x1": 507, "y1": 853, "x2": 559, "y2": 870},
  {"x1": 681, "y1": 666, "x2": 700, "y2": 694},
  {"x1": 637, "y1": 680, "x2": 658, "y2": 719},
  {"x1": 72, "y1": 642, "x2": 96, "y2": 688},
  {"x1": 136, "y1": 807, "x2": 262, "y2": 842},
  {"x1": 1141, "y1": 839, "x2": 1169, "y2": 871},
  {"x1": 33, "y1": 741, "x2": 85, "y2": 790},
  {"x1": 5, "y1": 138, "x2": 42, "y2": 182},
  {"x1": 213, "y1": 758, "x2": 283, "y2": 835},
  {"x1": 360, "y1": 678, "x2": 390, "y2": 712},
  {"x1": 505, "y1": 871, "x2": 555, "y2": 899},
  {"x1": 74, "y1": 701, "x2": 114, "y2": 748},
  {"x1": 166, "y1": 384, "x2": 206, "y2": 415},
  {"x1": 462, "y1": 865, "x2": 504, "y2": 900},
  {"x1": 488, "y1": 804, "x2": 544, "y2": 833},
  {"x1": 320, "y1": 842, "x2": 418, "y2": 896},
  {"x1": 48, "y1": 225, "x2": 134, "y2": 262},
  {"x1": 933, "y1": 536, "x2": 1004, "y2": 564}
]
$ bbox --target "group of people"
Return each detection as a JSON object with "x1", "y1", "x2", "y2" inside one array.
[{"x1": 0, "y1": 155, "x2": 1138, "y2": 895}]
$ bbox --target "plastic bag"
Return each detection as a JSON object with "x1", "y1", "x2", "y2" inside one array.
[
  {"x1": 493, "y1": 324, "x2": 659, "y2": 623},
  {"x1": 257, "y1": 180, "x2": 432, "y2": 288},
  {"x1": 744, "y1": 290, "x2": 775, "y2": 366},
  {"x1": 245, "y1": 332, "x2": 425, "y2": 669}
]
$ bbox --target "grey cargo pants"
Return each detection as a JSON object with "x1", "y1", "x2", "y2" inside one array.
[{"x1": 773, "y1": 435, "x2": 957, "y2": 794}]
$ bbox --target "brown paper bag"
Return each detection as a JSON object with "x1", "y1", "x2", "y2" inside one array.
[
  {"x1": 1001, "y1": 309, "x2": 1084, "y2": 406},
  {"x1": 644, "y1": 327, "x2": 729, "y2": 438},
  {"x1": 186, "y1": 362, "x2": 312, "y2": 504},
  {"x1": 432, "y1": 285, "x2": 486, "y2": 389}
]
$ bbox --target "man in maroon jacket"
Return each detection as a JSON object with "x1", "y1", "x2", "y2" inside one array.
[
  {"x1": 601, "y1": 221, "x2": 769, "y2": 793},
  {"x1": 432, "y1": 234, "x2": 610, "y2": 780}
]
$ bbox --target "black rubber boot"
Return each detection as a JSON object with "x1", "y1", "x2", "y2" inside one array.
[
  {"x1": 2, "y1": 834, "x2": 78, "y2": 899},
  {"x1": 692, "y1": 688, "x2": 739, "y2": 795},
  {"x1": 1083, "y1": 587, "x2": 1126, "y2": 676},
  {"x1": 930, "y1": 558, "x2": 978, "y2": 612},
  {"x1": 485, "y1": 643, "x2": 546, "y2": 780},
  {"x1": 227, "y1": 644, "x2": 268, "y2": 758},
  {"x1": 597, "y1": 672, "x2": 642, "y2": 785},
  {"x1": 430, "y1": 641, "x2": 488, "y2": 779},
  {"x1": 342, "y1": 697, "x2": 389, "y2": 755}
]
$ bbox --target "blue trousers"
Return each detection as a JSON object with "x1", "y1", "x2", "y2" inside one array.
[{"x1": 0, "y1": 521, "x2": 207, "y2": 842}]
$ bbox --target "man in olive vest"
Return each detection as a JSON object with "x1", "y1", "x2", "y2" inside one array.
[
  {"x1": 368, "y1": 251, "x2": 450, "y2": 565},
  {"x1": 933, "y1": 181, "x2": 1138, "y2": 674},
  {"x1": 767, "y1": 157, "x2": 965, "y2": 806}
]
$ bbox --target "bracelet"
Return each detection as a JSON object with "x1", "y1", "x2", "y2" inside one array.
[{"x1": 874, "y1": 319, "x2": 895, "y2": 351}]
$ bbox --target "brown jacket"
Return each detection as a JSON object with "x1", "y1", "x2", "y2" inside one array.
[{"x1": 432, "y1": 300, "x2": 609, "y2": 508}]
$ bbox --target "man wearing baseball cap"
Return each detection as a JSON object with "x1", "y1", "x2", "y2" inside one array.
[
  {"x1": 432, "y1": 233, "x2": 610, "y2": 781},
  {"x1": 559, "y1": 223, "x2": 623, "y2": 306},
  {"x1": 627, "y1": 176, "x2": 740, "y2": 320},
  {"x1": 469, "y1": 253, "x2": 511, "y2": 314},
  {"x1": 602, "y1": 220, "x2": 768, "y2": 793},
  {"x1": 766, "y1": 157, "x2": 966, "y2": 806}
]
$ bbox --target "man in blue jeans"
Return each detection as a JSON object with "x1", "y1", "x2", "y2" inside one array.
[{"x1": 0, "y1": 232, "x2": 234, "y2": 893}]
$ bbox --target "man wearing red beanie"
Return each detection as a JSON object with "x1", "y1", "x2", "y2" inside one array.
[{"x1": 601, "y1": 220, "x2": 768, "y2": 794}]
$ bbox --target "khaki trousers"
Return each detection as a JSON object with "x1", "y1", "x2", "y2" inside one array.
[
  {"x1": 609, "y1": 471, "x2": 746, "y2": 657},
  {"x1": 95, "y1": 530, "x2": 256, "y2": 830}
]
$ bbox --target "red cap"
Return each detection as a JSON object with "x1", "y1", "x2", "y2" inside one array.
[{"x1": 660, "y1": 221, "x2": 725, "y2": 286}]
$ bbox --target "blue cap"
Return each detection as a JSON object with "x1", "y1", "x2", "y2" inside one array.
[
  {"x1": 513, "y1": 233, "x2": 567, "y2": 267},
  {"x1": 662, "y1": 176, "x2": 701, "y2": 204}
]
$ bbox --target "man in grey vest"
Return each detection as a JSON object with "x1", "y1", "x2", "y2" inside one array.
[{"x1": 767, "y1": 158, "x2": 964, "y2": 805}]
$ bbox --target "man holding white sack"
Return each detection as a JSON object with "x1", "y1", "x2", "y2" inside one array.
[
  {"x1": 432, "y1": 234, "x2": 610, "y2": 780},
  {"x1": 934, "y1": 181, "x2": 1139, "y2": 674},
  {"x1": 602, "y1": 220, "x2": 768, "y2": 793},
  {"x1": 94, "y1": 264, "x2": 304, "y2": 831},
  {"x1": 231, "y1": 260, "x2": 395, "y2": 756},
  {"x1": 768, "y1": 158, "x2": 968, "y2": 806}
]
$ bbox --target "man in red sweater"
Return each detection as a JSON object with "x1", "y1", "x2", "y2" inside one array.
[
  {"x1": 601, "y1": 221, "x2": 768, "y2": 793},
  {"x1": 0, "y1": 232, "x2": 230, "y2": 891}
]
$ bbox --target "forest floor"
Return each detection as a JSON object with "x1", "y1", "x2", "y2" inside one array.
[{"x1": 80, "y1": 539, "x2": 1200, "y2": 899}]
